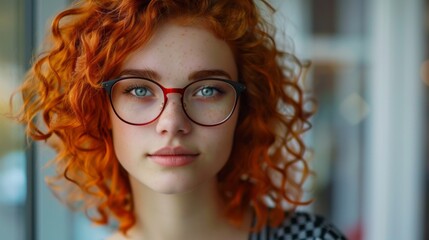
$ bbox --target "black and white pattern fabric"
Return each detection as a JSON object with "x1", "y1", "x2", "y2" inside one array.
[{"x1": 249, "y1": 212, "x2": 347, "y2": 240}]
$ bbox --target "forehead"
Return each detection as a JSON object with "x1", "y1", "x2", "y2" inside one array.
[{"x1": 120, "y1": 21, "x2": 238, "y2": 81}]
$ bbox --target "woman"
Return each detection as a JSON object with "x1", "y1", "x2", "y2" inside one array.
[{"x1": 14, "y1": 0, "x2": 346, "y2": 239}]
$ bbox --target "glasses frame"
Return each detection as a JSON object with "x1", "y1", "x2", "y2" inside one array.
[{"x1": 101, "y1": 76, "x2": 246, "y2": 127}]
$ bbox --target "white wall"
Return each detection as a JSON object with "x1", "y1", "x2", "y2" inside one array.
[{"x1": 364, "y1": 0, "x2": 425, "y2": 239}]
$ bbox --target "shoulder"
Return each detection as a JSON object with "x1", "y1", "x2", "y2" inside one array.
[{"x1": 249, "y1": 211, "x2": 347, "y2": 240}]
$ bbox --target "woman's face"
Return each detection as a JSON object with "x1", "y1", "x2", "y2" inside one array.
[{"x1": 109, "y1": 21, "x2": 239, "y2": 194}]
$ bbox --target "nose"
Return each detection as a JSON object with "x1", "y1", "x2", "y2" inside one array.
[{"x1": 155, "y1": 94, "x2": 192, "y2": 135}]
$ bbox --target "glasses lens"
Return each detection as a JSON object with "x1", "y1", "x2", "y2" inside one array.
[
  {"x1": 111, "y1": 78, "x2": 164, "y2": 124},
  {"x1": 183, "y1": 80, "x2": 237, "y2": 125}
]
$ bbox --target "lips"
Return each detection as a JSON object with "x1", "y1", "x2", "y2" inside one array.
[{"x1": 147, "y1": 146, "x2": 199, "y2": 167}]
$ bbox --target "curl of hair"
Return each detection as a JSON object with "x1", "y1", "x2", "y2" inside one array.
[{"x1": 12, "y1": 0, "x2": 315, "y2": 234}]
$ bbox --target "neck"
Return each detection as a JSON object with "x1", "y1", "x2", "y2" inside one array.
[{"x1": 127, "y1": 176, "x2": 248, "y2": 240}]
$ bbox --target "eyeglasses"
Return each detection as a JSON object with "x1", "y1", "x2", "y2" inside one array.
[{"x1": 102, "y1": 77, "x2": 246, "y2": 126}]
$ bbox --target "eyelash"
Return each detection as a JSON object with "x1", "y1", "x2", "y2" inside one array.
[
  {"x1": 195, "y1": 86, "x2": 224, "y2": 97},
  {"x1": 123, "y1": 85, "x2": 147, "y2": 94}
]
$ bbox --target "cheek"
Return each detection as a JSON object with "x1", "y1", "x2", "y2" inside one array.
[
  {"x1": 109, "y1": 111, "x2": 142, "y2": 165},
  {"x1": 203, "y1": 112, "x2": 239, "y2": 162},
  {"x1": 111, "y1": 119, "x2": 130, "y2": 162},
  {"x1": 213, "y1": 126, "x2": 235, "y2": 151}
]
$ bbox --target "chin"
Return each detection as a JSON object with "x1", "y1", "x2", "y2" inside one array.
[{"x1": 144, "y1": 175, "x2": 203, "y2": 195}]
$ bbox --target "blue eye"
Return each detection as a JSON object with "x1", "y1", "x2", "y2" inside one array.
[
  {"x1": 197, "y1": 87, "x2": 218, "y2": 97},
  {"x1": 123, "y1": 86, "x2": 153, "y2": 98},
  {"x1": 131, "y1": 87, "x2": 149, "y2": 97}
]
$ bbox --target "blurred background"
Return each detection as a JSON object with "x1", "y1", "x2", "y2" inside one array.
[{"x1": 0, "y1": 0, "x2": 427, "y2": 239}]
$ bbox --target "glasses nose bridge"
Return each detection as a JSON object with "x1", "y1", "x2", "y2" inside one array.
[
  {"x1": 162, "y1": 86, "x2": 186, "y2": 104},
  {"x1": 162, "y1": 86, "x2": 186, "y2": 102},
  {"x1": 163, "y1": 87, "x2": 185, "y2": 96},
  {"x1": 161, "y1": 87, "x2": 186, "y2": 109}
]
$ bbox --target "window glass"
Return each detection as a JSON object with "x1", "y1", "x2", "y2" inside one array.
[
  {"x1": 0, "y1": 0, "x2": 27, "y2": 240},
  {"x1": 423, "y1": 0, "x2": 429, "y2": 237},
  {"x1": 309, "y1": 0, "x2": 367, "y2": 233}
]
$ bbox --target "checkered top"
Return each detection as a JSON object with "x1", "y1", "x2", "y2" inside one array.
[{"x1": 248, "y1": 212, "x2": 347, "y2": 240}]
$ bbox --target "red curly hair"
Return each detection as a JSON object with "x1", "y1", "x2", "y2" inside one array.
[{"x1": 13, "y1": 0, "x2": 314, "y2": 233}]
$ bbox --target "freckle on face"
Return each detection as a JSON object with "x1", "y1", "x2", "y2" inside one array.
[{"x1": 110, "y1": 22, "x2": 239, "y2": 194}]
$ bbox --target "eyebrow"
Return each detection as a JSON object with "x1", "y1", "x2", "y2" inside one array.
[
  {"x1": 118, "y1": 69, "x2": 160, "y2": 80},
  {"x1": 188, "y1": 69, "x2": 232, "y2": 80},
  {"x1": 118, "y1": 69, "x2": 232, "y2": 81}
]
